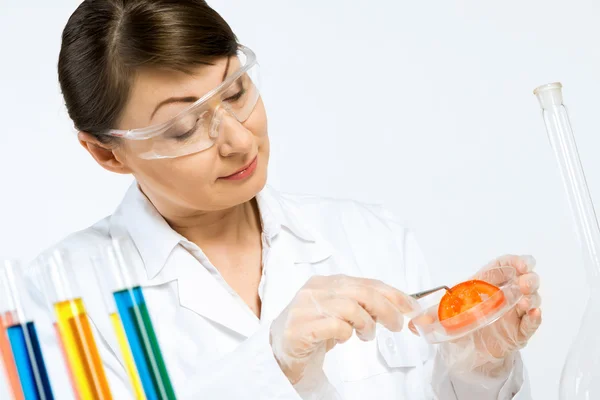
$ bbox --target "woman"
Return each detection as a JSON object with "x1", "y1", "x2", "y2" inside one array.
[{"x1": 26, "y1": 0, "x2": 542, "y2": 399}]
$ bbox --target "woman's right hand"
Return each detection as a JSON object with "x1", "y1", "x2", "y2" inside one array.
[{"x1": 269, "y1": 274, "x2": 417, "y2": 392}]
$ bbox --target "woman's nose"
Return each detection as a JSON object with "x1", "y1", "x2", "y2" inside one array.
[{"x1": 215, "y1": 108, "x2": 254, "y2": 157}]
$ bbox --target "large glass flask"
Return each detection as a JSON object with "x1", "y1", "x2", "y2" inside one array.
[{"x1": 533, "y1": 82, "x2": 600, "y2": 399}]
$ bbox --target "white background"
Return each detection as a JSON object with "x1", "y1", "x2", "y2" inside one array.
[{"x1": 1, "y1": 1, "x2": 600, "y2": 398}]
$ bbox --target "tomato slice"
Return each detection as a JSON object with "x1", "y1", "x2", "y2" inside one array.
[{"x1": 438, "y1": 279, "x2": 505, "y2": 332}]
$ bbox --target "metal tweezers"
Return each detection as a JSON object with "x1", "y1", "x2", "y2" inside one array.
[{"x1": 410, "y1": 285, "x2": 451, "y2": 299}]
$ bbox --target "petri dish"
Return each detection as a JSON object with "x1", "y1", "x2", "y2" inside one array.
[{"x1": 411, "y1": 266, "x2": 522, "y2": 344}]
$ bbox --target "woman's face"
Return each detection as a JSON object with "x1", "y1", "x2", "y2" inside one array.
[{"x1": 113, "y1": 57, "x2": 269, "y2": 215}]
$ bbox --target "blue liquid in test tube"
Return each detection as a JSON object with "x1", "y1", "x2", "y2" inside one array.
[
  {"x1": 113, "y1": 286, "x2": 176, "y2": 400},
  {"x1": 7, "y1": 322, "x2": 54, "y2": 400}
]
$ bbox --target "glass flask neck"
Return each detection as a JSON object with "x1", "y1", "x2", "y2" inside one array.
[{"x1": 535, "y1": 83, "x2": 600, "y2": 283}]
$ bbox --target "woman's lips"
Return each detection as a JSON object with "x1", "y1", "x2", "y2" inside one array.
[{"x1": 220, "y1": 156, "x2": 258, "y2": 181}]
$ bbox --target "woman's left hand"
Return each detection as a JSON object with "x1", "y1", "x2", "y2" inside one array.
[
  {"x1": 411, "y1": 254, "x2": 542, "y2": 378},
  {"x1": 471, "y1": 255, "x2": 542, "y2": 357}
]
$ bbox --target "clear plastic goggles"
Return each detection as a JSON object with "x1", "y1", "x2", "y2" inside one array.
[{"x1": 102, "y1": 45, "x2": 260, "y2": 159}]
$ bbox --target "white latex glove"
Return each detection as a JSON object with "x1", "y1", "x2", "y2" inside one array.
[
  {"x1": 270, "y1": 274, "x2": 418, "y2": 398},
  {"x1": 411, "y1": 255, "x2": 542, "y2": 385}
]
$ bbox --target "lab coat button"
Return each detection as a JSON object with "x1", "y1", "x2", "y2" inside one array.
[{"x1": 386, "y1": 337, "x2": 396, "y2": 353}]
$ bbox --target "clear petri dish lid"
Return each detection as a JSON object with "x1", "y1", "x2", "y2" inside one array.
[{"x1": 411, "y1": 266, "x2": 522, "y2": 344}]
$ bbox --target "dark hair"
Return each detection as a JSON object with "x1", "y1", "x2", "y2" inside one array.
[{"x1": 58, "y1": 0, "x2": 238, "y2": 142}]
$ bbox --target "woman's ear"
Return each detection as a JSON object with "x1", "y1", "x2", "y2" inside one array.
[{"x1": 78, "y1": 131, "x2": 133, "y2": 174}]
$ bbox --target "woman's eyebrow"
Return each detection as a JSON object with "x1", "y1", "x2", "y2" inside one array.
[{"x1": 150, "y1": 57, "x2": 233, "y2": 120}]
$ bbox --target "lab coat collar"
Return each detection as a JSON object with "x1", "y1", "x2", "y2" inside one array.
[
  {"x1": 110, "y1": 182, "x2": 332, "y2": 283},
  {"x1": 109, "y1": 183, "x2": 184, "y2": 282},
  {"x1": 255, "y1": 185, "x2": 315, "y2": 242},
  {"x1": 258, "y1": 185, "x2": 333, "y2": 265}
]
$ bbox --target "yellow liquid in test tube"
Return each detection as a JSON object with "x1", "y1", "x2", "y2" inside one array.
[
  {"x1": 54, "y1": 298, "x2": 112, "y2": 400},
  {"x1": 55, "y1": 322, "x2": 80, "y2": 400},
  {"x1": 110, "y1": 313, "x2": 145, "y2": 400}
]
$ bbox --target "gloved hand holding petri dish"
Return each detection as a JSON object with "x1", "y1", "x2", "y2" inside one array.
[{"x1": 409, "y1": 255, "x2": 541, "y2": 380}]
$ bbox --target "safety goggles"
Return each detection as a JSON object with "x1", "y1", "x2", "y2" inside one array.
[{"x1": 102, "y1": 45, "x2": 260, "y2": 159}]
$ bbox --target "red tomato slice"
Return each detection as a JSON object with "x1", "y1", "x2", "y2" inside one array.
[{"x1": 438, "y1": 279, "x2": 505, "y2": 332}]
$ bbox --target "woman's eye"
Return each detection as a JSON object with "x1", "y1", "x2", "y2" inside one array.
[
  {"x1": 172, "y1": 128, "x2": 195, "y2": 142},
  {"x1": 223, "y1": 86, "x2": 246, "y2": 103},
  {"x1": 169, "y1": 119, "x2": 199, "y2": 141}
]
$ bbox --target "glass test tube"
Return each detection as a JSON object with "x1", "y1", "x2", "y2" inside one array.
[
  {"x1": 91, "y1": 237, "x2": 176, "y2": 400},
  {"x1": 28, "y1": 260, "x2": 80, "y2": 400},
  {"x1": 0, "y1": 310, "x2": 24, "y2": 400},
  {"x1": 90, "y1": 244, "x2": 145, "y2": 400},
  {"x1": 39, "y1": 250, "x2": 113, "y2": 400},
  {"x1": 0, "y1": 265, "x2": 25, "y2": 400},
  {"x1": 0, "y1": 261, "x2": 54, "y2": 400},
  {"x1": 109, "y1": 310, "x2": 145, "y2": 400}
]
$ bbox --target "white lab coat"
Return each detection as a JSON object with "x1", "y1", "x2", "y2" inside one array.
[{"x1": 23, "y1": 183, "x2": 530, "y2": 399}]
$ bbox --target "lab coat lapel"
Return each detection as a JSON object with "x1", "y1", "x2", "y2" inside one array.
[{"x1": 172, "y1": 247, "x2": 259, "y2": 338}]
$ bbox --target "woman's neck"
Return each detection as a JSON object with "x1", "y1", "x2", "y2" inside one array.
[
  {"x1": 139, "y1": 187, "x2": 264, "y2": 317},
  {"x1": 164, "y1": 199, "x2": 262, "y2": 248}
]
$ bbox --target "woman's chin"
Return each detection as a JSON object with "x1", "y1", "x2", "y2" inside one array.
[{"x1": 213, "y1": 166, "x2": 268, "y2": 208}]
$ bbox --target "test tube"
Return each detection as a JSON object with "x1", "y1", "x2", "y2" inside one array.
[
  {"x1": 108, "y1": 308, "x2": 145, "y2": 400},
  {"x1": 0, "y1": 261, "x2": 54, "y2": 400},
  {"x1": 39, "y1": 249, "x2": 113, "y2": 400},
  {"x1": 0, "y1": 263, "x2": 24, "y2": 400},
  {"x1": 90, "y1": 247, "x2": 144, "y2": 400},
  {"x1": 28, "y1": 261, "x2": 80, "y2": 400},
  {"x1": 0, "y1": 311, "x2": 24, "y2": 400},
  {"x1": 91, "y1": 237, "x2": 176, "y2": 400}
]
